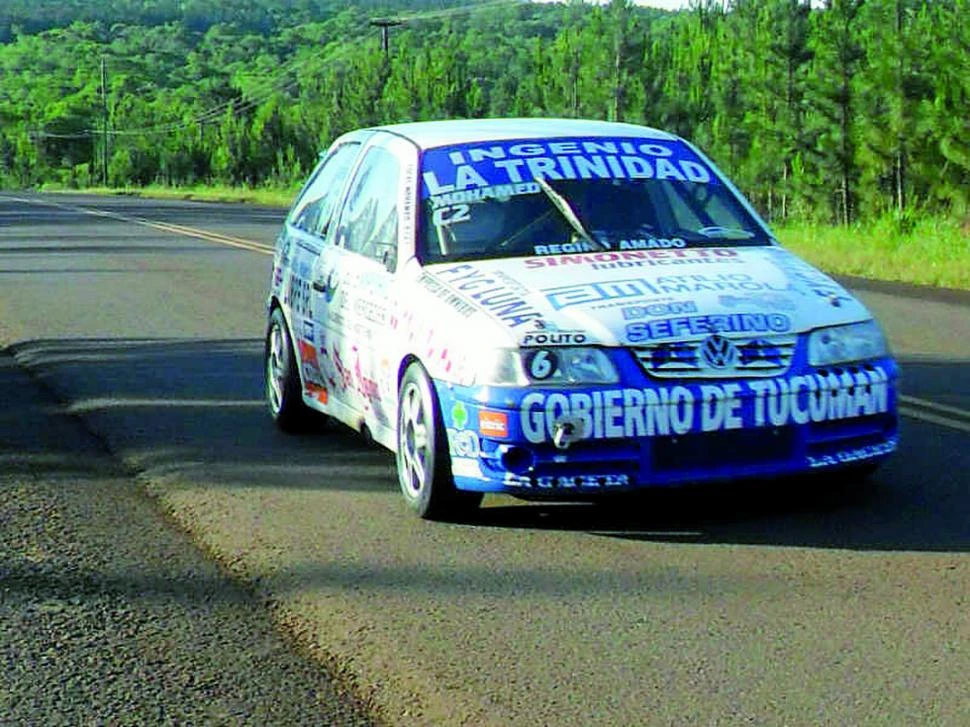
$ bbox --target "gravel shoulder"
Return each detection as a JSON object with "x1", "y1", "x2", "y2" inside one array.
[{"x1": 0, "y1": 349, "x2": 380, "y2": 726}]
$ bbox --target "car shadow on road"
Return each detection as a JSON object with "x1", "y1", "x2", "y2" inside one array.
[{"x1": 6, "y1": 337, "x2": 394, "y2": 495}]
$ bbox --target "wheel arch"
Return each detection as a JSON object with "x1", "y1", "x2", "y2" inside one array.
[
  {"x1": 397, "y1": 353, "x2": 421, "y2": 392},
  {"x1": 266, "y1": 293, "x2": 286, "y2": 320}
]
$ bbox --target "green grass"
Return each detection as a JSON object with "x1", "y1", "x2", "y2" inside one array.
[
  {"x1": 45, "y1": 182, "x2": 300, "y2": 209},
  {"x1": 774, "y1": 216, "x2": 970, "y2": 290}
]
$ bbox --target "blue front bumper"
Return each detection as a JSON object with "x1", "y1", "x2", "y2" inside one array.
[{"x1": 435, "y1": 356, "x2": 899, "y2": 496}]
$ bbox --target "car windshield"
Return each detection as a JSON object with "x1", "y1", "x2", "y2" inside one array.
[{"x1": 418, "y1": 136, "x2": 772, "y2": 264}]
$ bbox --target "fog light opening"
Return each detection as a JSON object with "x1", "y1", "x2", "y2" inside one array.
[{"x1": 501, "y1": 446, "x2": 534, "y2": 474}]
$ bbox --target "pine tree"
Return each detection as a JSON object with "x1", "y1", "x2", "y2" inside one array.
[{"x1": 807, "y1": 0, "x2": 864, "y2": 224}]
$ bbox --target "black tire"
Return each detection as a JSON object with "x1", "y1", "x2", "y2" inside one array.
[
  {"x1": 396, "y1": 363, "x2": 482, "y2": 520},
  {"x1": 264, "y1": 307, "x2": 317, "y2": 433}
]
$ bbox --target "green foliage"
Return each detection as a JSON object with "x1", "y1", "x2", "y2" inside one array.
[
  {"x1": 777, "y1": 213, "x2": 970, "y2": 289},
  {"x1": 0, "y1": 0, "x2": 967, "y2": 233}
]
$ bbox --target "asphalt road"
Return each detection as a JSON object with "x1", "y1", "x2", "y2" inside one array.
[{"x1": 1, "y1": 192, "x2": 967, "y2": 726}]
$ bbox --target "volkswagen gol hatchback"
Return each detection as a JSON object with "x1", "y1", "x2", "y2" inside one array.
[{"x1": 265, "y1": 118, "x2": 898, "y2": 520}]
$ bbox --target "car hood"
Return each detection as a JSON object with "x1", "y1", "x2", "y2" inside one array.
[{"x1": 423, "y1": 246, "x2": 871, "y2": 347}]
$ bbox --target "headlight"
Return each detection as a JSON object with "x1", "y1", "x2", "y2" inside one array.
[
  {"x1": 476, "y1": 349, "x2": 529, "y2": 387},
  {"x1": 475, "y1": 347, "x2": 619, "y2": 386},
  {"x1": 808, "y1": 320, "x2": 889, "y2": 366}
]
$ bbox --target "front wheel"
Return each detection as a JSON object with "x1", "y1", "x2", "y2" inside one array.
[{"x1": 396, "y1": 363, "x2": 482, "y2": 520}]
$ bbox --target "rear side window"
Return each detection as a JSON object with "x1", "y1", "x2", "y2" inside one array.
[{"x1": 289, "y1": 143, "x2": 360, "y2": 236}]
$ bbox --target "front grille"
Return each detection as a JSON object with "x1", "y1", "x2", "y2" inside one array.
[{"x1": 632, "y1": 334, "x2": 797, "y2": 379}]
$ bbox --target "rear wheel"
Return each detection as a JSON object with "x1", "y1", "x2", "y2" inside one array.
[
  {"x1": 396, "y1": 363, "x2": 482, "y2": 520},
  {"x1": 265, "y1": 307, "x2": 317, "y2": 433}
]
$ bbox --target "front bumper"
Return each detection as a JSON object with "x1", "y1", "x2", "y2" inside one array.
[{"x1": 435, "y1": 357, "x2": 899, "y2": 496}]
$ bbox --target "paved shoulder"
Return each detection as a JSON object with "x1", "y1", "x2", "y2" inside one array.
[{"x1": 0, "y1": 350, "x2": 379, "y2": 726}]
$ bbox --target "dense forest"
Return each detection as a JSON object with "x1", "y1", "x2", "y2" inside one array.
[{"x1": 0, "y1": 0, "x2": 967, "y2": 226}]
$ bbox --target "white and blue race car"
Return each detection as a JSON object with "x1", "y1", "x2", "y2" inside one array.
[{"x1": 265, "y1": 118, "x2": 898, "y2": 519}]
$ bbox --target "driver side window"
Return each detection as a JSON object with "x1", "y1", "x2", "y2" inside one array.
[{"x1": 335, "y1": 147, "x2": 400, "y2": 270}]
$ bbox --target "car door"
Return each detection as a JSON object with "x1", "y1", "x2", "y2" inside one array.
[
  {"x1": 312, "y1": 136, "x2": 407, "y2": 441},
  {"x1": 276, "y1": 139, "x2": 362, "y2": 410}
]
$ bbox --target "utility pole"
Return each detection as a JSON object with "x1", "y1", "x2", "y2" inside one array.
[
  {"x1": 370, "y1": 17, "x2": 403, "y2": 61},
  {"x1": 100, "y1": 56, "x2": 109, "y2": 187}
]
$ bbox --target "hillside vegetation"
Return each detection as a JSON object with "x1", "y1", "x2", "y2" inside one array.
[{"x1": 1, "y1": 0, "x2": 968, "y2": 238}]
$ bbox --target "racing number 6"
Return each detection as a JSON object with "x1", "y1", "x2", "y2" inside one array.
[{"x1": 528, "y1": 349, "x2": 557, "y2": 380}]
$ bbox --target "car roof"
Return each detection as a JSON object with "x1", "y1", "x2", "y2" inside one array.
[{"x1": 364, "y1": 117, "x2": 679, "y2": 150}]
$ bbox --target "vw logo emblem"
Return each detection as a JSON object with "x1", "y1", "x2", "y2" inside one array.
[{"x1": 700, "y1": 334, "x2": 738, "y2": 369}]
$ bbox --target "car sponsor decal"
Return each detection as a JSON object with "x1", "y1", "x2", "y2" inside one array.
[
  {"x1": 432, "y1": 264, "x2": 543, "y2": 328},
  {"x1": 625, "y1": 312, "x2": 791, "y2": 343},
  {"x1": 329, "y1": 342, "x2": 353, "y2": 392},
  {"x1": 297, "y1": 338, "x2": 328, "y2": 404},
  {"x1": 622, "y1": 301, "x2": 698, "y2": 320},
  {"x1": 544, "y1": 272, "x2": 791, "y2": 310},
  {"x1": 352, "y1": 296, "x2": 389, "y2": 326},
  {"x1": 349, "y1": 346, "x2": 380, "y2": 402},
  {"x1": 616, "y1": 237, "x2": 687, "y2": 250},
  {"x1": 305, "y1": 382, "x2": 328, "y2": 404},
  {"x1": 504, "y1": 473, "x2": 630, "y2": 489},
  {"x1": 770, "y1": 251, "x2": 853, "y2": 306},
  {"x1": 451, "y1": 400, "x2": 469, "y2": 429},
  {"x1": 520, "y1": 330, "x2": 588, "y2": 346},
  {"x1": 518, "y1": 366, "x2": 892, "y2": 444},
  {"x1": 426, "y1": 182, "x2": 540, "y2": 209},
  {"x1": 297, "y1": 339, "x2": 319, "y2": 371},
  {"x1": 419, "y1": 273, "x2": 478, "y2": 317},
  {"x1": 523, "y1": 247, "x2": 740, "y2": 269},
  {"x1": 286, "y1": 271, "x2": 312, "y2": 316},
  {"x1": 530, "y1": 237, "x2": 687, "y2": 256},
  {"x1": 421, "y1": 137, "x2": 720, "y2": 200},
  {"x1": 401, "y1": 157, "x2": 417, "y2": 246},
  {"x1": 447, "y1": 428, "x2": 481, "y2": 458},
  {"x1": 479, "y1": 409, "x2": 509, "y2": 438},
  {"x1": 302, "y1": 319, "x2": 316, "y2": 343},
  {"x1": 718, "y1": 292, "x2": 797, "y2": 312},
  {"x1": 806, "y1": 438, "x2": 898, "y2": 469},
  {"x1": 451, "y1": 456, "x2": 484, "y2": 479},
  {"x1": 396, "y1": 306, "x2": 470, "y2": 382}
]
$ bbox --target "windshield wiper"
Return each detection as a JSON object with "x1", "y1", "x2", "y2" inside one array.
[
  {"x1": 696, "y1": 225, "x2": 755, "y2": 240},
  {"x1": 534, "y1": 176, "x2": 608, "y2": 251}
]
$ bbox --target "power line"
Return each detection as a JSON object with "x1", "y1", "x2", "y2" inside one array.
[
  {"x1": 102, "y1": 26, "x2": 377, "y2": 138},
  {"x1": 396, "y1": 0, "x2": 524, "y2": 23},
  {"x1": 96, "y1": 0, "x2": 526, "y2": 139},
  {"x1": 26, "y1": 0, "x2": 527, "y2": 143}
]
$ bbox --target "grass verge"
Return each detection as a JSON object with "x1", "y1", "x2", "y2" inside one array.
[
  {"x1": 775, "y1": 216, "x2": 969, "y2": 291},
  {"x1": 48, "y1": 183, "x2": 299, "y2": 209}
]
